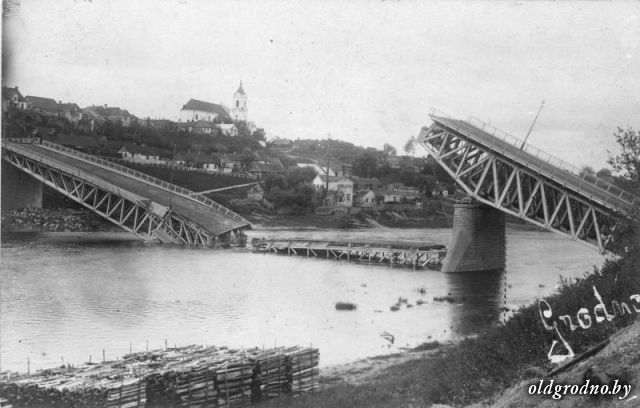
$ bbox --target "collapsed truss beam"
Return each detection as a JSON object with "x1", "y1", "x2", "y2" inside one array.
[
  {"x1": 2, "y1": 148, "x2": 225, "y2": 247},
  {"x1": 418, "y1": 123, "x2": 621, "y2": 253}
]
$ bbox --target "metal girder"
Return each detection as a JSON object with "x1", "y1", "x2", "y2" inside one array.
[
  {"x1": 2, "y1": 148, "x2": 222, "y2": 247},
  {"x1": 418, "y1": 124, "x2": 619, "y2": 253}
]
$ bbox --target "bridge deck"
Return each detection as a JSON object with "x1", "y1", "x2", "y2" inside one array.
[
  {"x1": 432, "y1": 116, "x2": 638, "y2": 215},
  {"x1": 14, "y1": 143, "x2": 250, "y2": 236}
]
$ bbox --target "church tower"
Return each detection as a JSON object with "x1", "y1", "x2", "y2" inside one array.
[{"x1": 231, "y1": 81, "x2": 248, "y2": 122}]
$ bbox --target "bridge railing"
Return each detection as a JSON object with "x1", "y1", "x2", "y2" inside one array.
[
  {"x1": 428, "y1": 108, "x2": 639, "y2": 210},
  {"x1": 32, "y1": 140, "x2": 249, "y2": 224}
]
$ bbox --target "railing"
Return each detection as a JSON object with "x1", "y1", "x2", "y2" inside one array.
[
  {"x1": 2, "y1": 139, "x2": 249, "y2": 224},
  {"x1": 427, "y1": 108, "x2": 639, "y2": 210},
  {"x1": 96, "y1": 156, "x2": 258, "y2": 179},
  {"x1": 7, "y1": 137, "x2": 41, "y2": 144}
]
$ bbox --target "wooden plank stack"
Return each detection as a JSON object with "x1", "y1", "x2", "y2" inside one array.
[
  {"x1": 0, "y1": 344, "x2": 319, "y2": 408},
  {"x1": 246, "y1": 348, "x2": 288, "y2": 401},
  {"x1": 284, "y1": 347, "x2": 320, "y2": 396}
]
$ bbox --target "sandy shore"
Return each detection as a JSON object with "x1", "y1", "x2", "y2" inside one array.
[{"x1": 318, "y1": 342, "x2": 454, "y2": 388}]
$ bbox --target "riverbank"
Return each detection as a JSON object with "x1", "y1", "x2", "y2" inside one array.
[{"x1": 1, "y1": 208, "x2": 119, "y2": 233}]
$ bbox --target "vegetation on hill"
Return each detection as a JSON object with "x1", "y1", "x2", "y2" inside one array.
[{"x1": 262, "y1": 167, "x2": 319, "y2": 215}]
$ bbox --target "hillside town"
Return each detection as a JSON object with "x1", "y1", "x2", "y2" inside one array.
[{"x1": 2, "y1": 82, "x2": 456, "y2": 221}]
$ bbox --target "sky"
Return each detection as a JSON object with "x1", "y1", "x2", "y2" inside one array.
[{"x1": 2, "y1": 0, "x2": 639, "y2": 170}]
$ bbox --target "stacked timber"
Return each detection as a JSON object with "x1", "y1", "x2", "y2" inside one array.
[
  {"x1": 0, "y1": 368, "x2": 146, "y2": 408},
  {"x1": 0, "y1": 345, "x2": 320, "y2": 408},
  {"x1": 216, "y1": 359, "x2": 253, "y2": 407},
  {"x1": 284, "y1": 347, "x2": 320, "y2": 396},
  {"x1": 246, "y1": 348, "x2": 288, "y2": 401}
]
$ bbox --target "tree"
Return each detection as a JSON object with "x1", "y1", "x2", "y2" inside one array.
[
  {"x1": 403, "y1": 136, "x2": 416, "y2": 156},
  {"x1": 382, "y1": 143, "x2": 397, "y2": 157},
  {"x1": 608, "y1": 126, "x2": 640, "y2": 186},
  {"x1": 579, "y1": 166, "x2": 596, "y2": 183},
  {"x1": 596, "y1": 168, "x2": 614, "y2": 183},
  {"x1": 353, "y1": 152, "x2": 378, "y2": 177},
  {"x1": 606, "y1": 126, "x2": 640, "y2": 253}
]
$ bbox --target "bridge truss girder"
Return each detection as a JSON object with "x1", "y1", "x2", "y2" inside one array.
[
  {"x1": 418, "y1": 124, "x2": 619, "y2": 252},
  {"x1": 2, "y1": 148, "x2": 224, "y2": 247}
]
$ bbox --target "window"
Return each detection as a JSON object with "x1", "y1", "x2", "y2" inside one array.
[
  {"x1": 236, "y1": 100, "x2": 239, "y2": 107},
  {"x1": 195, "y1": 114, "x2": 198, "y2": 120}
]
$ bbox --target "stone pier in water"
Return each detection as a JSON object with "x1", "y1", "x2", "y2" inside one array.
[{"x1": 442, "y1": 201, "x2": 506, "y2": 273}]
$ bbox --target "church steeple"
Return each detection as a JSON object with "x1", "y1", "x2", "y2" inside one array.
[
  {"x1": 236, "y1": 81, "x2": 246, "y2": 96},
  {"x1": 232, "y1": 80, "x2": 248, "y2": 122}
]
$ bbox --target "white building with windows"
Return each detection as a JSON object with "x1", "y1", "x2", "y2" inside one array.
[
  {"x1": 312, "y1": 175, "x2": 354, "y2": 208},
  {"x1": 231, "y1": 81, "x2": 248, "y2": 122},
  {"x1": 180, "y1": 99, "x2": 232, "y2": 123}
]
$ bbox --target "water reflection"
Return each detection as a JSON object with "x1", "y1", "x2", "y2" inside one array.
[{"x1": 445, "y1": 269, "x2": 504, "y2": 336}]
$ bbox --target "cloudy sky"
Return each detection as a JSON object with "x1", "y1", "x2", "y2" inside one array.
[{"x1": 3, "y1": 0, "x2": 639, "y2": 169}]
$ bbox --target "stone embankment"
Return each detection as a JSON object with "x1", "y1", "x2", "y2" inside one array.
[{"x1": 1, "y1": 208, "x2": 118, "y2": 233}]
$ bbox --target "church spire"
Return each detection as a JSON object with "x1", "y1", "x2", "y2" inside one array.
[{"x1": 236, "y1": 81, "x2": 246, "y2": 96}]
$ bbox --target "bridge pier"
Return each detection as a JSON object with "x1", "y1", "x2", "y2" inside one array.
[
  {"x1": 442, "y1": 201, "x2": 505, "y2": 273},
  {"x1": 1, "y1": 161, "x2": 43, "y2": 209}
]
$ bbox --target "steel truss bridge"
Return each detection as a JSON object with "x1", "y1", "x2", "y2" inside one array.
[
  {"x1": 418, "y1": 109, "x2": 639, "y2": 252},
  {"x1": 1, "y1": 139, "x2": 251, "y2": 246}
]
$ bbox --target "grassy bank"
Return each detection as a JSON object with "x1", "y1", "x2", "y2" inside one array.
[{"x1": 256, "y1": 234, "x2": 640, "y2": 408}]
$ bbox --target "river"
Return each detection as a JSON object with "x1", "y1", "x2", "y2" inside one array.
[{"x1": 0, "y1": 227, "x2": 605, "y2": 373}]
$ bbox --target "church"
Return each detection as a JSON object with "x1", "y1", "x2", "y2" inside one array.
[{"x1": 180, "y1": 81, "x2": 248, "y2": 124}]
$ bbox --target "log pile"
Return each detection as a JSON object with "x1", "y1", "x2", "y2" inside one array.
[
  {"x1": 0, "y1": 345, "x2": 319, "y2": 408},
  {"x1": 246, "y1": 348, "x2": 288, "y2": 401},
  {"x1": 0, "y1": 366, "x2": 147, "y2": 408},
  {"x1": 284, "y1": 347, "x2": 320, "y2": 396}
]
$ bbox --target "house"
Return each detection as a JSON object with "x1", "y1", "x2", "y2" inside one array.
[
  {"x1": 247, "y1": 184, "x2": 265, "y2": 201},
  {"x1": 218, "y1": 123, "x2": 238, "y2": 136},
  {"x1": 118, "y1": 143, "x2": 162, "y2": 163},
  {"x1": 312, "y1": 175, "x2": 354, "y2": 208},
  {"x1": 355, "y1": 190, "x2": 376, "y2": 207},
  {"x1": 221, "y1": 154, "x2": 242, "y2": 173},
  {"x1": 386, "y1": 183, "x2": 420, "y2": 200},
  {"x1": 380, "y1": 190, "x2": 403, "y2": 204},
  {"x1": 56, "y1": 103, "x2": 83, "y2": 124},
  {"x1": 83, "y1": 105, "x2": 133, "y2": 127},
  {"x1": 270, "y1": 138, "x2": 292, "y2": 149},
  {"x1": 329, "y1": 162, "x2": 353, "y2": 177},
  {"x1": 25, "y1": 96, "x2": 60, "y2": 117},
  {"x1": 173, "y1": 152, "x2": 188, "y2": 166},
  {"x1": 190, "y1": 120, "x2": 218, "y2": 135},
  {"x1": 2, "y1": 86, "x2": 28, "y2": 111},
  {"x1": 57, "y1": 133, "x2": 100, "y2": 153},
  {"x1": 192, "y1": 154, "x2": 222, "y2": 172},
  {"x1": 180, "y1": 99, "x2": 232, "y2": 123},
  {"x1": 248, "y1": 162, "x2": 285, "y2": 179},
  {"x1": 351, "y1": 176, "x2": 383, "y2": 191}
]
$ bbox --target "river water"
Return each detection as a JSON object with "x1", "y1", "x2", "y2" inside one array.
[{"x1": 0, "y1": 227, "x2": 605, "y2": 373}]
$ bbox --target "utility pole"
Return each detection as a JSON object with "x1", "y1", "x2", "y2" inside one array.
[
  {"x1": 520, "y1": 100, "x2": 545, "y2": 150},
  {"x1": 169, "y1": 143, "x2": 176, "y2": 210},
  {"x1": 325, "y1": 135, "x2": 331, "y2": 199}
]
